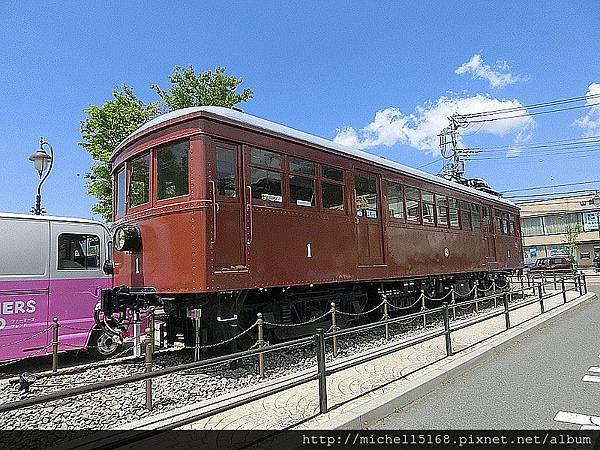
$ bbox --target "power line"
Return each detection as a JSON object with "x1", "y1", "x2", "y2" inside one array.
[
  {"x1": 460, "y1": 93, "x2": 600, "y2": 119},
  {"x1": 502, "y1": 179, "x2": 600, "y2": 194},
  {"x1": 466, "y1": 101, "x2": 600, "y2": 124},
  {"x1": 505, "y1": 189, "x2": 598, "y2": 199}
]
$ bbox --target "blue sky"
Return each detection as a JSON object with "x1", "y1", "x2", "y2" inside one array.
[{"x1": 1, "y1": 1, "x2": 599, "y2": 220}]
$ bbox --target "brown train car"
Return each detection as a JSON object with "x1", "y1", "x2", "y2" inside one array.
[{"x1": 102, "y1": 106, "x2": 523, "y2": 344}]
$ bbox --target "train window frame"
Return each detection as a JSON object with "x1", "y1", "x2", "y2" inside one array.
[
  {"x1": 288, "y1": 157, "x2": 316, "y2": 208},
  {"x1": 214, "y1": 144, "x2": 238, "y2": 200},
  {"x1": 405, "y1": 186, "x2": 421, "y2": 223},
  {"x1": 320, "y1": 165, "x2": 345, "y2": 213},
  {"x1": 435, "y1": 195, "x2": 449, "y2": 228},
  {"x1": 127, "y1": 152, "x2": 151, "y2": 210},
  {"x1": 471, "y1": 203, "x2": 481, "y2": 231},
  {"x1": 249, "y1": 146, "x2": 285, "y2": 206},
  {"x1": 384, "y1": 180, "x2": 405, "y2": 222},
  {"x1": 448, "y1": 198, "x2": 460, "y2": 228},
  {"x1": 354, "y1": 172, "x2": 379, "y2": 219},
  {"x1": 155, "y1": 140, "x2": 190, "y2": 202},
  {"x1": 459, "y1": 200, "x2": 472, "y2": 231},
  {"x1": 422, "y1": 191, "x2": 435, "y2": 226},
  {"x1": 115, "y1": 165, "x2": 126, "y2": 219}
]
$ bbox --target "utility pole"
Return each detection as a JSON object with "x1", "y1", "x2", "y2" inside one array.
[{"x1": 437, "y1": 114, "x2": 478, "y2": 182}]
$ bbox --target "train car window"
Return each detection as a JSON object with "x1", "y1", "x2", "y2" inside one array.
[
  {"x1": 449, "y1": 198, "x2": 459, "y2": 228},
  {"x1": 251, "y1": 168, "x2": 282, "y2": 202},
  {"x1": 482, "y1": 206, "x2": 491, "y2": 232},
  {"x1": 289, "y1": 158, "x2": 315, "y2": 176},
  {"x1": 129, "y1": 153, "x2": 150, "y2": 207},
  {"x1": 216, "y1": 147, "x2": 237, "y2": 197},
  {"x1": 502, "y1": 212, "x2": 509, "y2": 235},
  {"x1": 157, "y1": 141, "x2": 189, "y2": 200},
  {"x1": 322, "y1": 182, "x2": 345, "y2": 211},
  {"x1": 436, "y1": 195, "x2": 449, "y2": 227},
  {"x1": 471, "y1": 204, "x2": 481, "y2": 230},
  {"x1": 422, "y1": 191, "x2": 435, "y2": 225},
  {"x1": 289, "y1": 175, "x2": 315, "y2": 207},
  {"x1": 458, "y1": 200, "x2": 470, "y2": 231},
  {"x1": 58, "y1": 234, "x2": 100, "y2": 270},
  {"x1": 508, "y1": 213, "x2": 516, "y2": 236},
  {"x1": 322, "y1": 166, "x2": 343, "y2": 182},
  {"x1": 385, "y1": 181, "x2": 404, "y2": 220},
  {"x1": 251, "y1": 147, "x2": 282, "y2": 169},
  {"x1": 355, "y1": 174, "x2": 378, "y2": 218},
  {"x1": 115, "y1": 167, "x2": 126, "y2": 217},
  {"x1": 405, "y1": 187, "x2": 421, "y2": 222},
  {"x1": 494, "y1": 210, "x2": 504, "y2": 235}
]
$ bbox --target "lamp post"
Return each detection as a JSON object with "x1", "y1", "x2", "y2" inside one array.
[{"x1": 29, "y1": 137, "x2": 54, "y2": 215}]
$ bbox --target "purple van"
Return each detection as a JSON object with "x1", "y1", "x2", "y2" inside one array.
[{"x1": 0, "y1": 213, "x2": 118, "y2": 362}]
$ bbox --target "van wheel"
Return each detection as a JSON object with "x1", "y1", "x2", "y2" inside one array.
[{"x1": 88, "y1": 330, "x2": 123, "y2": 359}]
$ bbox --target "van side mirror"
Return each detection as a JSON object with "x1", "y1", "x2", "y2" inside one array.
[{"x1": 103, "y1": 260, "x2": 114, "y2": 275}]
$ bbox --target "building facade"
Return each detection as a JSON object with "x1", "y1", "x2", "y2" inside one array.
[{"x1": 518, "y1": 193, "x2": 600, "y2": 267}]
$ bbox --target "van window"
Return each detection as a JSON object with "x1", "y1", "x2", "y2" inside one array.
[
  {"x1": 157, "y1": 141, "x2": 189, "y2": 200},
  {"x1": 58, "y1": 234, "x2": 100, "y2": 270}
]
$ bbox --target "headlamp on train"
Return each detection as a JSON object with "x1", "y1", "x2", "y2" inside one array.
[{"x1": 113, "y1": 225, "x2": 142, "y2": 252}]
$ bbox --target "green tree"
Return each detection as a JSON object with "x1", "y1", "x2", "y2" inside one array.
[
  {"x1": 151, "y1": 66, "x2": 253, "y2": 110},
  {"x1": 561, "y1": 214, "x2": 583, "y2": 264},
  {"x1": 80, "y1": 66, "x2": 253, "y2": 221},
  {"x1": 80, "y1": 85, "x2": 160, "y2": 222}
]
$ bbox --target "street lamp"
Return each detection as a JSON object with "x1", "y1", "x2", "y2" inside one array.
[{"x1": 28, "y1": 137, "x2": 54, "y2": 215}]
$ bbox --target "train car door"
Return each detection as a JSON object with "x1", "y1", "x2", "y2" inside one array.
[
  {"x1": 209, "y1": 142, "x2": 247, "y2": 271},
  {"x1": 354, "y1": 171, "x2": 385, "y2": 266},
  {"x1": 482, "y1": 206, "x2": 497, "y2": 262}
]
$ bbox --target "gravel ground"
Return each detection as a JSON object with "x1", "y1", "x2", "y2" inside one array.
[{"x1": 0, "y1": 289, "x2": 527, "y2": 436}]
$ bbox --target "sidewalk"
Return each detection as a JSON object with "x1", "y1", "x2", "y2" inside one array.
[{"x1": 120, "y1": 287, "x2": 595, "y2": 433}]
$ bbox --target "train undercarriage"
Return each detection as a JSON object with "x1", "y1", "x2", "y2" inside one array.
[{"x1": 98, "y1": 271, "x2": 514, "y2": 350}]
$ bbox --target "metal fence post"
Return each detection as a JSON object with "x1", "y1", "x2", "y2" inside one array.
[
  {"x1": 578, "y1": 275, "x2": 583, "y2": 296},
  {"x1": 503, "y1": 292, "x2": 511, "y2": 330},
  {"x1": 442, "y1": 303, "x2": 452, "y2": 356},
  {"x1": 520, "y1": 275, "x2": 524, "y2": 292},
  {"x1": 450, "y1": 288, "x2": 456, "y2": 321},
  {"x1": 420, "y1": 290, "x2": 426, "y2": 329},
  {"x1": 561, "y1": 278, "x2": 567, "y2": 304},
  {"x1": 553, "y1": 272, "x2": 557, "y2": 291},
  {"x1": 52, "y1": 317, "x2": 60, "y2": 372},
  {"x1": 582, "y1": 274, "x2": 587, "y2": 295},
  {"x1": 257, "y1": 313, "x2": 265, "y2": 378},
  {"x1": 145, "y1": 327, "x2": 153, "y2": 411},
  {"x1": 149, "y1": 308, "x2": 156, "y2": 355},
  {"x1": 315, "y1": 328, "x2": 328, "y2": 414},
  {"x1": 383, "y1": 298, "x2": 390, "y2": 341},
  {"x1": 330, "y1": 302, "x2": 338, "y2": 358},
  {"x1": 474, "y1": 281, "x2": 480, "y2": 313},
  {"x1": 133, "y1": 310, "x2": 142, "y2": 358},
  {"x1": 538, "y1": 283, "x2": 545, "y2": 313}
]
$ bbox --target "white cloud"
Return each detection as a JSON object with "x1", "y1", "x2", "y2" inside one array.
[
  {"x1": 573, "y1": 82, "x2": 600, "y2": 137},
  {"x1": 455, "y1": 54, "x2": 521, "y2": 89},
  {"x1": 334, "y1": 94, "x2": 534, "y2": 155}
]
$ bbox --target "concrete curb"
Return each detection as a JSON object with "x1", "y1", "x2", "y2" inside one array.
[{"x1": 295, "y1": 291, "x2": 597, "y2": 430}]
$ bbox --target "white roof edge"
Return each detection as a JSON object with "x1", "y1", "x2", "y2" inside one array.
[
  {"x1": 0, "y1": 212, "x2": 106, "y2": 226},
  {"x1": 116, "y1": 106, "x2": 516, "y2": 208}
]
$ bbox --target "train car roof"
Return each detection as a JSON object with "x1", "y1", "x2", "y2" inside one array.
[
  {"x1": 0, "y1": 212, "x2": 107, "y2": 226},
  {"x1": 116, "y1": 106, "x2": 516, "y2": 208}
]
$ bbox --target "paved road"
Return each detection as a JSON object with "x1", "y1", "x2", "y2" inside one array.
[{"x1": 373, "y1": 283, "x2": 600, "y2": 430}]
